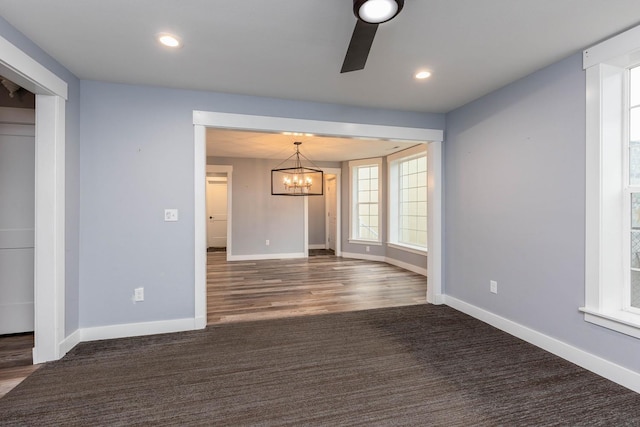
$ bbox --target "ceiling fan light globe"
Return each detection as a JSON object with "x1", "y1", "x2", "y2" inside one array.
[{"x1": 355, "y1": 0, "x2": 402, "y2": 24}]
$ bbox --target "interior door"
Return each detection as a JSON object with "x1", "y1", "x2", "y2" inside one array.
[
  {"x1": 206, "y1": 178, "x2": 228, "y2": 248},
  {"x1": 0, "y1": 120, "x2": 35, "y2": 334},
  {"x1": 327, "y1": 176, "x2": 337, "y2": 252}
]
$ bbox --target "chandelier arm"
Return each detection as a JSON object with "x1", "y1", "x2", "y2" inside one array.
[
  {"x1": 296, "y1": 151, "x2": 323, "y2": 170},
  {"x1": 272, "y1": 151, "x2": 301, "y2": 169}
]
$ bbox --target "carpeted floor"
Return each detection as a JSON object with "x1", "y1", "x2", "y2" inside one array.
[{"x1": 1, "y1": 305, "x2": 639, "y2": 426}]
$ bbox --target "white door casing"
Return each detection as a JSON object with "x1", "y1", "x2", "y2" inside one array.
[
  {"x1": 206, "y1": 178, "x2": 228, "y2": 248},
  {"x1": 0, "y1": 35, "x2": 68, "y2": 363},
  {"x1": 326, "y1": 176, "x2": 337, "y2": 252},
  {"x1": 193, "y1": 111, "x2": 444, "y2": 328}
]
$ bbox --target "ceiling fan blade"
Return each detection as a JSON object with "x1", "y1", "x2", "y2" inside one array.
[{"x1": 340, "y1": 20, "x2": 378, "y2": 73}]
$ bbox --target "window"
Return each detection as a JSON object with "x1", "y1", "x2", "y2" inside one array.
[
  {"x1": 627, "y1": 66, "x2": 640, "y2": 311},
  {"x1": 388, "y1": 145, "x2": 427, "y2": 252},
  {"x1": 349, "y1": 158, "x2": 382, "y2": 243},
  {"x1": 582, "y1": 24, "x2": 640, "y2": 338}
]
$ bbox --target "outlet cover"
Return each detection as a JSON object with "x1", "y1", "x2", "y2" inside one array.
[
  {"x1": 134, "y1": 287, "x2": 144, "y2": 302},
  {"x1": 490, "y1": 280, "x2": 498, "y2": 294},
  {"x1": 164, "y1": 209, "x2": 178, "y2": 222}
]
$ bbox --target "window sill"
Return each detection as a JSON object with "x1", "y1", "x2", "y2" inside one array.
[
  {"x1": 579, "y1": 307, "x2": 640, "y2": 339},
  {"x1": 348, "y1": 239, "x2": 382, "y2": 246},
  {"x1": 387, "y1": 242, "x2": 427, "y2": 256}
]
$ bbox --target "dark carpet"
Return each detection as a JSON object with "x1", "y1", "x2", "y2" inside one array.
[{"x1": 1, "y1": 305, "x2": 639, "y2": 426}]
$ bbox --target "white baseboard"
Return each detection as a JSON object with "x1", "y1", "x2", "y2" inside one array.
[
  {"x1": 194, "y1": 316, "x2": 207, "y2": 330},
  {"x1": 59, "y1": 329, "x2": 81, "y2": 356},
  {"x1": 341, "y1": 251, "x2": 386, "y2": 262},
  {"x1": 79, "y1": 318, "x2": 198, "y2": 343},
  {"x1": 341, "y1": 251, "x2": 427, "y2": 276},
  {"x1": 309, "y1": 244, "x2": 326, "y2": 250},
  {"x1": 227, "y1": 252, "x2": 306, "y2": 261},
  {"x1": 385, "y1": 257, "x2": 427, "y2": 276},
  {"x1": 444, "y1": 295, "x2": 640, "y2": 394}
]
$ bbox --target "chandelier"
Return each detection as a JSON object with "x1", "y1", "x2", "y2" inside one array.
[{"x1": 271, "y1": 142, "x2": 324, "y2": 196}]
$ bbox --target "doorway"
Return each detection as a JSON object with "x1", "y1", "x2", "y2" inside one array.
[
  {"x1": 206, "y1": 176, "x2": 228, "y2": 251},
  {"x1": 0, "y1": 106, "x2": 35, "y2": 336},
  {"x1": 325, "y1": 174, "x2": 338, "y2": 253},
  {"x1": 0, "y1": 34, "x2": 69, "y2": 363},
  {"x1": 193, "y1": 111, "x2": 444, "y2": 328}
]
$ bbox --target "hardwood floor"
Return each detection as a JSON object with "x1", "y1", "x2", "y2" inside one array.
[
  {"x1": 207, "y1": 252, "x2": 427, "y2": 324},
  {"x1": 0, "y1": 253, "x2": 425, "y2": 398},
  {"x1": 0, "y1": 333, "x2": 39, "y2": 399}
]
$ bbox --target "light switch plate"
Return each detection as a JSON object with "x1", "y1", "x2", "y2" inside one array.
[{"x1": 164, "y1": 209, "x2": 178, "y2": 222}]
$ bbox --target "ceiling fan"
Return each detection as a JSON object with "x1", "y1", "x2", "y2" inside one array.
[{"x1": 341, "y1": 0, "x2": 404, "y2": 73}]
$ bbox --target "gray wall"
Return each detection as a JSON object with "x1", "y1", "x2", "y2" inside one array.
[
  {"x1": 207, "y1": 157, "x2": 337, "y2": 253},
  {"x1": 0, "y1": 16, "x2": 81, "y2": 336},
  {"x1": 444, "y1": 52, "x2": 640, "y2": 373},
  {"x1": 79, "y1": 80, "x2": 443, "y2": 328},
  {"x1": 308, "y1": 191, "x2": 326, "y2": 247}
]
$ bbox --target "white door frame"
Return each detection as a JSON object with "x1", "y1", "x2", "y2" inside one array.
[
  {"x1": 324, "y1": 174, "x2": 340, "y2": 254},
  {"x1": 206, "y1": 165, "x2": 233, "y2": 260},
  {"x1": 0, "y1": 36, "x2": 68, "y2": 362},
  {"x1": 303, "y1": 168, "x2": 341, "y2": 256},
  {"x1": 193, "y1": 111, "x2": 444, "y2": 327},
  {"x1": 320, "y1": 168, "x2": 341, "y2": 256}
]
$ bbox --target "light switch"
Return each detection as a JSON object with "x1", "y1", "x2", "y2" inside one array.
[{"x1": 164, "y1": 209, "x2": 178, "y2": 222}]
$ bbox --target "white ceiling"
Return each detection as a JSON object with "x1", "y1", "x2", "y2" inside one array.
[
  {"x1": 2, "y1": 0, "x2": 640, "y2": 160},
  {"x1": 206, "y1": 128, "x2": 421, "y2": 162},
  {"x1": 1, "y1": 0, "x2": 640, "y2": 114}
]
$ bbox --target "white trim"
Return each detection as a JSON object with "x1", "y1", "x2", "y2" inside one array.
[
  {"x1": 227, "y1": 252, "x2": 306, "y2": 261},
  {"x1": 387, "y1": 242, "x2": 428, "y2": 256},
  {"x1": 193, "y1": 111, "x2": 444, "y2": 330},
  {"x1": 193, "y1": 125, "x2": 207, "y2": 330},
  {"x1": 79, "y1": 318, "x2": 197, "y2": 343},
  {"x1": 58, "y1": 329, "x2": 80, "y2": 356},
  {"x1": 385, "y1": 257, "x2": 427, "y2": 277},
  {"x1": 0, "y1": 37, "x2": 67, "y2": 99},
  {"x1": 0, "y1": 35, "x2": 68, "y2": 363},
  {"x1": 445, "y1": 295, "x2": 640, "y2": 394},
  {"x1": 322, "y1": 168, "x2": 342, "y2": 257},
  {"x1": 193, "y1": 111, "x2": 443, "y2": 143},
  {"x1": 427, "y1": 141, "x2": 443, "y2": 305},
  {"x1": 341, "y1": 251, "x2": 427, "y2": 276},
  {"x1": 206, "y1": 165, "x2": 233, "y2": 260},
  {"x1": 386, "y1": 144, "x2": 428, "y2": 163},
  {"x1": 584, "y1": 24, "x2": 640, "y2": 69},
  {"x1": 582, "y1": 25, "x2": 640, "y2": 335},
  {"x1": 34, "y1": 95, "x2": 66, "y2": 363},
  {"x1": 341, "y1": 251, "x2": 386, "y2": 263},
  {"x1": 309, "y1": 244, "x2": 326, "y2": 250},
  {"x1": 348, "y1": 239, "x2": 383, "y2": 246},
  {"x1": 304, "y1": 196, "x2": 309, "y2": 257},
  {"x1": 387, "y1": 145, "x2": 428, "y2": 250},
  {"x1": 580, "y1": 308, "x2": 640, "y2": 340},
  {"x1": 349, "y1": 157, "x2": 383, "y2": 243}
]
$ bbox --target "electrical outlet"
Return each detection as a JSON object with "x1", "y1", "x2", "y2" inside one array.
[
  {"x1": 134, "y1": 287, "x2": 144, "y2": 302},
  {"x1": 164, "y1": 209, "x2": 178, "y2": 222},
  {"x1": 490, "y1": 280, "x2": 498, "y2": 294},
  {"x1": 366, "y1": 246, "x2": 370, "y2": 252},
  {"x1": 266, "y1": 240, "x2": 270, "y2": 246}
]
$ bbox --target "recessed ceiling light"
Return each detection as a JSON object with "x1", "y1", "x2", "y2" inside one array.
[
  {"x1": 157, "y1": 33, "x2": 182, "y2": 48},
  {"x1": 415, "y1": 71, "x2": 432, "y2": 80}
]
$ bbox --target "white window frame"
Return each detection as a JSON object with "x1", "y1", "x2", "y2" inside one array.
[
  {"x1": 349, "y1": 157, "x2": 383, "y2": 244},
  {"x1": 387, "y1": 144, "x2": 428, "y2": 254},
  {"x1": 581, "y1": 24, "x2": 640, "y2": 338}
]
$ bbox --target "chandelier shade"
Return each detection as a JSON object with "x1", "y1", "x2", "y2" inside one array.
[{"x1": 271, "y1": 142, "x2": 324, "y2": 196}]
